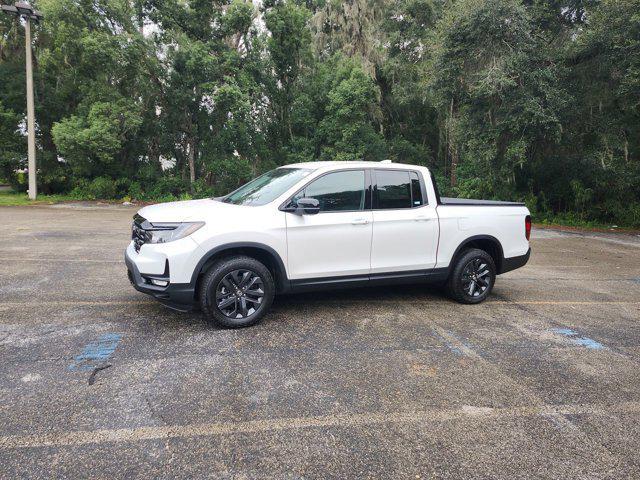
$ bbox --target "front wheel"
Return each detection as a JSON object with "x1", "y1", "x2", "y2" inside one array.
[
  {"x1": 446, "y1": 248, "x2": 496, "y2": 304},
  {"x1": 199, "y1": 256, "x2": 275, "y2": 328}
]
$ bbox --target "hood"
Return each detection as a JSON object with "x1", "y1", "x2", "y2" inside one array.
[{"x1": 136, "y1": 198, "x2": 235, "y2": 223}]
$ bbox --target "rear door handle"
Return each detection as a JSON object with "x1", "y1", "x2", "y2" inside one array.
[
  {"x1": 351, "y1": 218, "x2": 370, "y2": 225},
  {"x1": 415, "y1": 216, "x2": 431, "y2": 221}
]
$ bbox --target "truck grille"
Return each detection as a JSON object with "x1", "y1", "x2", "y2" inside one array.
[{"x1": 132, "y1": 214, "x2": 150, "y2": 253}]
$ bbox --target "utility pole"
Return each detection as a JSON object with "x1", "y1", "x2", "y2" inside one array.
[
  {"x1": 2, "y1": 2, "x2": 43, "y2": 200},
  {"x1": 24, "y1": 11, "x2": 36, "y2": 199}
]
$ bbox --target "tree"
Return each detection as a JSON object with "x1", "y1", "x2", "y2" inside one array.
[
  {"x1": 310, "y1": 0, "x2": 386, "y2": 77},
  {"x1": 428, "y1": 0, "x2": 565, "y2": 196},
  {"x1": 317, "y1": 56, "x2": 386, "y2": 161},
  {"x1": 561, "y1": 0, "x2": 640, "y2": 222},
  {"x1": 0, "y1": 0, "x2": 639, "y2": 227},
  {"x1": 37, "y1": 0, "x2": 156, "y2": 189},
  {"x1": 148, "y1": 0, "x2": 266, "y2": 191},
  {"x1": 0, "y1": 101, "x2": 24, "y2": 188},
  {"x1": 52, "y1": 100, "x2": 143, "y2": 177},
  {"x1": 264, "y1": 0, "x2": 312, "y2": 160},
  {"x1": 379, "y1": 0, "x2": 439, "y2": 166}
]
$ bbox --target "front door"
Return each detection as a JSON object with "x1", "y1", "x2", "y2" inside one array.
[{"x1": 285, "y1": 169, "x2": 372, "y2": 280}]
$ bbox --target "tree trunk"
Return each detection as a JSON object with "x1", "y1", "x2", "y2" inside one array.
[
  {"x1": 137, "y1": 0, "x2": 145, "y2": 35},
  {"x1": 448, "y1": 98, "x2": 458, "y2": 187},
  {"x1": 450, "y1": 147, "x2": 458, "y2": 187},
  {"x1": 187, "y1": 136, "x2": 196, "y2": 189},
  {"x1": 149, "y1": 137, "x2": 161, "y2": 173}
]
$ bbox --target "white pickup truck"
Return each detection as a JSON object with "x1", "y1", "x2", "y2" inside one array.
[{"x1": 126, "y1": 161, "x2": 531, "y2": 327}]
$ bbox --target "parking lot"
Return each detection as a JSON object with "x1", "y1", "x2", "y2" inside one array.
[{"x1": 1, "y1": 204, "x2": 639, "y2": 479}]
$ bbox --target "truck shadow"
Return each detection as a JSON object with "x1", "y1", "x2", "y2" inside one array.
[
  {"x1": 143, "y1": 284, "x2": 451, "y2": 331},
  {"x1": 275, "y1": 283, "x2": 448, "y2": 307}
]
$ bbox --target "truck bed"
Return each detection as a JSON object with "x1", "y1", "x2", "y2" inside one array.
[{"x1": 440, "y1": 197, "x2": 525, "y2": 207}]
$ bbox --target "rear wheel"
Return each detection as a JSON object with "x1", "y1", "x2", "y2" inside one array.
[
  {"x1": 446, "y1": 248, "x2": 496, "y2": 304},
  {"x1": 199, "y1": 256, "x2": 275, "y2": 328}
]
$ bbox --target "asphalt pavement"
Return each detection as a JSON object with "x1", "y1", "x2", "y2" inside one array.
[{"x1": 1, "y1": 204, "x2": 639, "y2": 479}]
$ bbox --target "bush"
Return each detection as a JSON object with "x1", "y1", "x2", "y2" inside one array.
[
  {"x1": 145, "y1": 175, "x2": 188, "y2": 199},
  {"x1": 113, "y1": 178, "x2": 144, "y2": 200},
  {"x1": 8, "y1": 171, "x2": 27, "y2": 193},
  {"x1": 127, "y1": 181, "x2": 143, "y2": 200},
  {"x1": 192, "y1": 178, "x2": 215, "y2": 198},
  {"x1": 627, "y1": 204, "x2": 640, "y2": 228},
  {"x1": 114, "y1": 178, "x2": 131, "y2": 198},
  {"x1": 70, "y1": 178, "x2": 92, "y2": 199},
  {"x1": 90, "y1": 176, "x2": 117, "y2": 199},
  {"x1": 70, "y1": 176, "x2": 117, "y2": 199},
  {"x1": 205, "y1": 157, "x2": 253, "y2": 196}
]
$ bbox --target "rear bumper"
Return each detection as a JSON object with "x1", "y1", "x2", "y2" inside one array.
[
  {"x1": 500, "y1": 247, "x2": 531, "y2": 274},
  {"x1": 125, "y1": 247, "x2": 195, "y2": 311}
]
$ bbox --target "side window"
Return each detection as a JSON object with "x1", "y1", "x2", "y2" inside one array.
[
  {"x1": 295, "y1": 170, "x2": 365, "y2": 212},
  {"x1": 375, "y1": 170, "x2": 412, "y2": 209},
  {"x1": 410, "y1": 172, "x2": 424, "y2": 206}
]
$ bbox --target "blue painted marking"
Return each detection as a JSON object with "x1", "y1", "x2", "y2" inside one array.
[
  {"x1": 551, "y1": 328, "x2": 605, "y2": 350},
  {"x1": 552, "y1": 328, "x2": 577, "y2": 336},
  {"x1": 68, "y1": 333, "x2": 122, "y2": 371},
  {"x1": 432, "y1": 329, "x2": 465, "y2": 356},
  {"x1": 445, "y1": 330, "x2": 474, "y2": 352},
  {"x1": 573, "y1": 337, "x2": 605, "y2": 350},
  {"x1": 447, "y1": 345, "x2": 463, "y2": 355}
]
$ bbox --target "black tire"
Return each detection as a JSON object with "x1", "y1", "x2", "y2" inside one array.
[
  {"x1": 199, "y1": 255, "x2": 275, "y2": 328},
  {"x1": 446, "y1": 248, "x2": 496, "y2": 304}
]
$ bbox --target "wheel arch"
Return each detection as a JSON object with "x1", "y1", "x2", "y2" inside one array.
[
  {"x1": 192, "y1": 242, "x2": 289, "y2": 298},
  {"x1": 448, "y1": 235, "x2": 505, "y2": 275}
]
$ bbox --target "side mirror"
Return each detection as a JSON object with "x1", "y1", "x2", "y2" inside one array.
[{"x1": 296, "y1": 197, "x2": 320, "y2": 215}]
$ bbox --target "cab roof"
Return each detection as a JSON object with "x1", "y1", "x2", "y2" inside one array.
[{"x1": 280, "y1": 161, "x2": 428, "y2": 171}]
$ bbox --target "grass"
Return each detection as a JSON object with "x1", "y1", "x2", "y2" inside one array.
[
  {"x1": 538, "y1": 217, "x2": 614, "y2": 230},
  {"x1": 0, "y1": 191, "x2": 178, "y2": 206},
  {"x1": 534, "y1": 212, "x2": 639, "y2": 232},
  {"x1": 0, "y1": 191, "x2": 80, "y2": 206}
]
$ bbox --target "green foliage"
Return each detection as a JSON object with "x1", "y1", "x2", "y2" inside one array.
[
  {"x1": 144, "y1": 176, "x2": 189, "y2": 200},
  {"x1": 317, "y1": 56, "x2": 386, "y2": 161},
  {"x1": 52, "y1": 100, "x2": 143, "y2": 177},
  {"x1": 70, "y1": 176, "x2": 115, "y2": 200},
  {"x1": 0, "y1": 0, "x2": 639, "y2": 226},
  {"x1": 430, "y1": 0, "x2": 565, "y2": 196},
  {"x1": 0, "y1": 101, "x2": 24, "y2": 190}
]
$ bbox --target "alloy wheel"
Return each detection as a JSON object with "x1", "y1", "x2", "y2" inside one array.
[
  {"x1": 461, "y1": 258, "x2": 491, "y2": 297},
  {"x1": 215, "y1": 269, "x2": 265, "y2": 318}
]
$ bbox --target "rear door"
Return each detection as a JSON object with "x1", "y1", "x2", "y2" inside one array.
[
  {"x1": 285, "y1": 169, "x2": 373, "y2": 280},
  {"x1": 370, "y1": 169, "x2": 439, "y2": 274}
]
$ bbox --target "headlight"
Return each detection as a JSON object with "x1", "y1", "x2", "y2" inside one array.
[{"x1": 147, "y1": 222, "x2": 205, "y2": 244}]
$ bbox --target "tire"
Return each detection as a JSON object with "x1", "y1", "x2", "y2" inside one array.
[
  {"x1": 446, "y1": 248, "x2": 496, "y2": 304},
  {"x1": 199, "y1": 255, "x2": 275, "y2": 328}
]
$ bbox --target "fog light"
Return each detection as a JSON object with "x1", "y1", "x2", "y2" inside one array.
[{"x1": 150, "y1": 279, "x2": 168, "y2": 287}]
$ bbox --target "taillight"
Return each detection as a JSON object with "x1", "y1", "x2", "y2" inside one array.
[{"x1": 525, "y1": 215, "x2": 532, "y2": 241}]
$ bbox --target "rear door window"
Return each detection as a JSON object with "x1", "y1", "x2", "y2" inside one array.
[{"x1": 374, "y1": 170, "x2": 412, "y2": 209}]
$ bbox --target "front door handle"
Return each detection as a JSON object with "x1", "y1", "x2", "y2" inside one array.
[
  {"x1": 351, "y1": 218, "x2": 370, "y2": 225},
  {"x1": 415, "y1": 215, "x2": 431, "y2": 221}
]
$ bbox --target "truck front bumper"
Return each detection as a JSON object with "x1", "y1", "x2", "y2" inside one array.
[{"x1": 125, "y1": 245, "x2": 196, "y2": 311}]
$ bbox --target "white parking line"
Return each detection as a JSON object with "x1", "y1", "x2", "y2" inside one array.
[
  {"x1": 1, "y1": 401, "x2": 638, "y2": 450},
  {"x1": 0, "y1": 257, "x2": 122, "y2": 263}
]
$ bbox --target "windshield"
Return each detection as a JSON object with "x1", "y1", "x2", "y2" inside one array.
[{"x1": 222, "y1": 168, "x2": 312, "y2": 206}]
